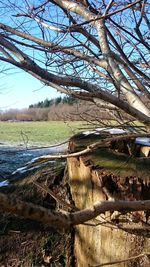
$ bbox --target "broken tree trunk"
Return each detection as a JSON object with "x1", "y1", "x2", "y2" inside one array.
[{"x1": 67, "y1": 133, "x2": 150, "y2": 267}]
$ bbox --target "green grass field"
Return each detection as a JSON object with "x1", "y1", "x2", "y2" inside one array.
[{"x1": 0, "y1": 121, "x2": 83, "y2": 146}]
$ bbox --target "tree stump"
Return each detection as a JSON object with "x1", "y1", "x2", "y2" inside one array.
[{"x1": 67, "y1": 133, "x2": 150, "y2": 267}]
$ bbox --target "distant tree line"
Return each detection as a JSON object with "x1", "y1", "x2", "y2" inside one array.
[
  {"x1": 0, "y1": 96, "x2": 80, "y2": 121},
  {"x1": 29, "y1": 96, "x2": 77, "y2": 109},
  {"x1": 2, "y1": 95, "x2": 140, "y2": 122}
]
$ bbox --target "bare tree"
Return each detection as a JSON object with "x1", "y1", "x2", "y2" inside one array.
[
  {"x1": 0, "y1": 0, "x2": 149, "y2": 126},
  {"x1": 0, "y1": 1, "x2": 150, "y2": 266}
]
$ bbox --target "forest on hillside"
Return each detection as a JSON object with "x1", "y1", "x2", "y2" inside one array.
[
  {"x1": 29, "y1": 96, "x2": 77, "y2": 108},
  {"x1": 0, "y1": 96, "x2": 112, "y2": 122},
  {"x1": 0, "y1": 96, "x2": 78, "y2": 121},
  {"x1": 1, "y1": 94, "x2": 149, "y2": 122}
]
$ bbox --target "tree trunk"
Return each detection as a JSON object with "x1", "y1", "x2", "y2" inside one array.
[{"x1": 67, "y1": 135, "x2": 150, "y2": 267}]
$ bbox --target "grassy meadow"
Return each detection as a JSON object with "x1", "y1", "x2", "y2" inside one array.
[{"x1": 0, "y1": 121, "x2": 83, "y2": 146}]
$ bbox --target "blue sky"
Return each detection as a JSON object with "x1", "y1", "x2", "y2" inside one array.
[
  {"x1": 0, "y1": 68, "x2": 60, "y2": 111},
  {"x1": 0, "y1": 0, "x2": 62, "y2": 111}
]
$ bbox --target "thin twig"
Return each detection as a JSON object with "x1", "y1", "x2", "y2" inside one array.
[
  {"x1": 72, "y1": 0, "x2": 143, "y2": 28},
  {"x1": 36, "y1": 133, "x2": 150, "y2": 161},
  {"x1": 26, "y1": 139, "x2": 69, "y2": 151},
  {"x1": 33, "y1": 181, "x2": 77, "y2": 211},
  {"x1": 93, "y1": 252, "x2": 150, "y2": 266}
]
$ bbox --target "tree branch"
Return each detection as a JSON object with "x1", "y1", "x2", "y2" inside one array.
[
  {"x1": 0, "y1": 192, "x2": 70, "y2": 229},
  {"x1": 67, "y1": 0, "x2": 143, "y2": 27},
  {"x1": 29, "y1": 133, "x2": 150, "y2": 161},
  {"x1": 1, "y1": 192, "x2": 150, "y2": 229},
  {"x1": 0, "y1": 24, "x2": 107, "y2": 68},
  {"x1": 0, "y1": 42, "x2": 149, "y2": 126}
]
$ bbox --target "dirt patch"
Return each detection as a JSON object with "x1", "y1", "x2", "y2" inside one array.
[
  {"x1": 0, "y1": 215, "x2": 71, "y2": 267},
  {"x1": 0, "y1": 163, "x2": 73, "y2": 267}
]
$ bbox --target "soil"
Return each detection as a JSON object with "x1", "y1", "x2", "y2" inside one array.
[
  {"x1": 0, "y1": 162, "x2": 73, "y2": 267},
  {"x1": 0, "y1": 215, "x2": 69, "y2": 267}
]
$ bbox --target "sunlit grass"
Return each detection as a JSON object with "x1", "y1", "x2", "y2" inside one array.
[{"x1": 0, "y1": 121, "x2": 83, "y2": 146}]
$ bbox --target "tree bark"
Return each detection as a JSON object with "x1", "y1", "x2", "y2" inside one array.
[{"x1": 67, "y1": 137, "x2": 150, "y2": 267}]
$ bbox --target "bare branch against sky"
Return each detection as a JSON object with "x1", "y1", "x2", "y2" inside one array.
[{"x1": 0, "y1": 0, "x2": 149, "y2": 127}]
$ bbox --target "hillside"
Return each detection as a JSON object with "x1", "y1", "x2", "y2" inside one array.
[
  {"x1": 1, "y1": 95, "x2": 148, "y2": 123},
  {"x1": 0, "y1": 98, "x2": 110, "y2": 122}
]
